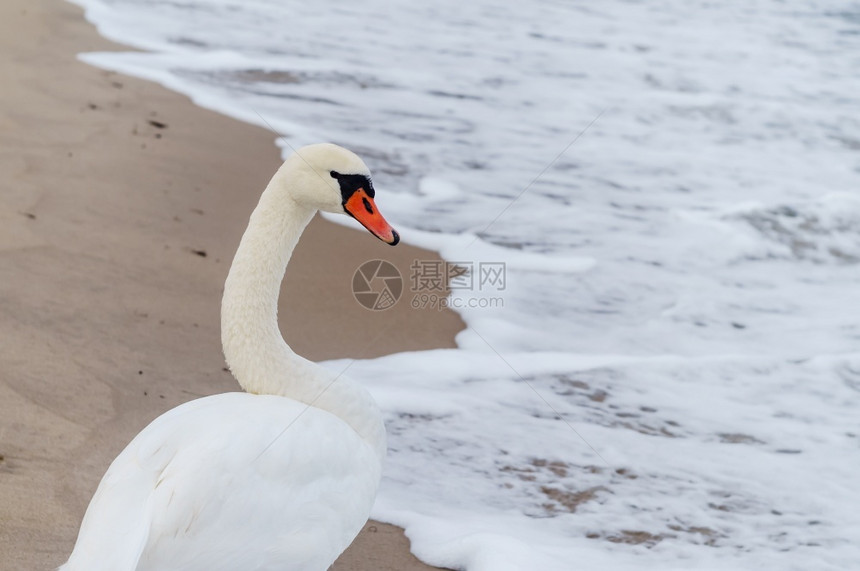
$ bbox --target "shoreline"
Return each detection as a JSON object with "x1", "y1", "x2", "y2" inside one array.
[{"x1": 0, "y1": 0, "x2": 463, "y2": 569}]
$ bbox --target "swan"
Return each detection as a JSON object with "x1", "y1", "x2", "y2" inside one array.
[{"x1": 61, "y1": 143, "x2": 399, "y2": 571}]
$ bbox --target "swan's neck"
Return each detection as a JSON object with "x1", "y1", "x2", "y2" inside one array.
[{"x1": 221, "y1": 177, "x2": 385, "y2": 459}]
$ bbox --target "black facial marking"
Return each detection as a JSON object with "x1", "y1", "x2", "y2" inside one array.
[{"x1": 330, "y1": 170, "x2": 375, "y2": 204}]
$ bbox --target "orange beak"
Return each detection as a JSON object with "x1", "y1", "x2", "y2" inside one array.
[{"x1": 343, "y1": 189, "x2": 400, "y2": 245}]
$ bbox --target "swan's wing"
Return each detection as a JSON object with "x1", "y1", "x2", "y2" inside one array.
[
  {"x1": 64, "y1": 393, "x2": 381, "y2": 571},
  {"x1": 61, "y1": 401, "x2": 190, "y2": 570},
  {"x1": 138, "y1": 394, "x2": 381, "y2": 571}
]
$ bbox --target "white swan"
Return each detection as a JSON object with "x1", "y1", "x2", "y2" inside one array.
[{"x1": 61, "y1": 143, "x2": 399, "y2": 571}]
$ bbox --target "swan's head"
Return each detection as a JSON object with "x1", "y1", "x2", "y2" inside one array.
[{"x1": 281, "y1": 143, "x2": 399, "y2": 245}]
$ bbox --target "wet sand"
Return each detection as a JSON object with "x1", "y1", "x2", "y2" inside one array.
[{"x1": 0, "y1": 0, "x2": 463, "y2": 568}]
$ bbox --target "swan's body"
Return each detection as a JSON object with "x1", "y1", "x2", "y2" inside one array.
[
  {"x1": 63, "y1": 395, "x2": 380, "y2": 570},
  {"x1": 62, "y1": 144, "x2": 399, "y2": 571}
]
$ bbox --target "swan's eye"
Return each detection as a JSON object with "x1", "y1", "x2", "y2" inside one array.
[{"x1": 332, "y1": 173, "x2": 376, "y2": 203}]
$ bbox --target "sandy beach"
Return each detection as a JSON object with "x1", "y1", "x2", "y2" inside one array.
[{"x1": 0, "y1": 0, "x2": 463, "y2": 569}]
